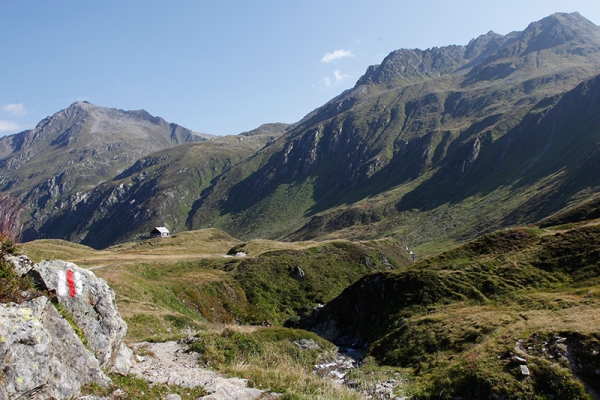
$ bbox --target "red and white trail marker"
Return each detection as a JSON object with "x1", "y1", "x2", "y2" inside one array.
[{"x1": 57, "y1": 269, "x2": 83, "y2": 298}]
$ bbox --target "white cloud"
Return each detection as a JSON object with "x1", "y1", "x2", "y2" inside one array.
[
  {"x1": 321, "y1": 49, "x2": 354, "y2": 63},
  {"x1": 1, "y1": 103, "x2": 26, "y2": 117},
  {"x1": 0, "y1": 120, "x2": 21, "y2": 132},
  {"x1": 333, "y1": 69, "x2": 351, "y2": 82},
  {"x1": 321, "y1": 69, "x2": 352, "y2": 88}
]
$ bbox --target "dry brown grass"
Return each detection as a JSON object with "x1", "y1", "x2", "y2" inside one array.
[
  {"x1": 19, "y1": 228, "x2": 242, "y2": 269},
  {"x1": 227, "y1": 238, "x2": 324, "y2": 256}
]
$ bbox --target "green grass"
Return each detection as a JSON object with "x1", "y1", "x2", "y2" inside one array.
[
  {"x1": 26, "y1": 233, "x2": 410, "y2": 341},
  {"x1": 186, "y1": 326, "x2": 364, "y2": 399},
  {"x1": 299, "y1": 224, "x2": 600, "y2": 399},
  {"x1": 231, "y1": 239, "x2": 409, "y2": 325},
  {"x1": 81, "y1": 374, "x2": 207, "y2": 399},
  {"x1": 13, "y1": 218, "x2": 600, "y2": 398}
]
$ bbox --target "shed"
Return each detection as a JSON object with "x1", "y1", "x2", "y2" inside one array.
[{"x1": 151, "y1": 226, "x2": 170, "y2": 237}]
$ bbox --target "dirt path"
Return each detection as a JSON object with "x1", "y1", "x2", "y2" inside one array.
[{"x1": 130, "y1": 341, "x2": 278, "y2": 400}]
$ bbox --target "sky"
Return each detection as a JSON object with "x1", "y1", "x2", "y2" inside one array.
[{"x1": 1, "y1": 1, "x2": 599, "y2": 137}]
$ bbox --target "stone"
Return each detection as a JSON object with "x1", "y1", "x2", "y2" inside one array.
[
  {"x1": 5, "y1": 254, "x2": 33, "y2": 276},
  {"x1": 200, "y1": 383, "x2": 264, "y2": 400},
  {"x1": 0, "y1": 296, "x2": 111, "y2": 399},
  {"x1": 520, "y1": 365, "x2": 531, "y2": 376},
  {"x1": 164, "y1": 395, "x2": 182, "y2": 400},
  {"x1": 111, "y1": 342, "x2": 135, "y2": 376},
  {"x1": 293, "y1": 338, "x2": 320, "y2": 350},
  {"x1": 27, "y1": 260, "x2": 130, "y2": 369},
  {"x1": 291, "y1": 266, "x2": 305, "y2": 281},
  {"x1": 512, "y1": 356, "x2": 527, "y2": 364}
]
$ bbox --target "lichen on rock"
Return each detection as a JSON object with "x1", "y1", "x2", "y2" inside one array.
[{"x1": 0, "y1": 296, "x2": 111, "y2": 399}]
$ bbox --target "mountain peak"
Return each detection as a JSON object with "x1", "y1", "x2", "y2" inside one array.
[
  {"x1": 67, "y1": 100, "x2": 97, "y2": 112},
  {"x1": 519, "y1": 12, "x2": 600, "y2": 52},
  {"x1": 355, "y1": 45, "x2": 467, "y2": 87}
]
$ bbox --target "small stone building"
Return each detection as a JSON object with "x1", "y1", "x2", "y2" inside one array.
[{"x1": 150, "y1": 226, "x2": 170, "y2": 237}]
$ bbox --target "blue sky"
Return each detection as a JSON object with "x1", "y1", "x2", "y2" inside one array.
[{"x1": 1, "y1": 1, "x2": 599, "y2": 137}]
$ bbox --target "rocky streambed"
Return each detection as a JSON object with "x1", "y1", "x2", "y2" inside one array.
[{"x1": 312, "y1": 345, "x2": 406, "y2": 399}]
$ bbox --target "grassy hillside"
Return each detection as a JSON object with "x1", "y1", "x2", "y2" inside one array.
[
  {"x1": 183, "y1": 15, "x2": 600, "y2": 254},
  {"x1": 22, "y1": 230, "x2": 411, "y2": 341},
  {"x1": 298, "y1": 221, "x2": 600, "y2": 399}
]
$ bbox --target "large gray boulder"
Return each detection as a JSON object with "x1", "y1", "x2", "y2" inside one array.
[
  {"x1": 27, "y1": 260, "x2": 129, "y2": 369},
  {"x1": 0, "y1": 296, "x2": 111, "y2": 399}
]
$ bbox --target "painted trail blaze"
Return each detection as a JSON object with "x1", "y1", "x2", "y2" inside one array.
[
  {"x1": 66, "y1": 269, "x2": 76, "y2": 298},
  {"x1": 58, "y1": 268, "x2": 82, "y2": 298}
]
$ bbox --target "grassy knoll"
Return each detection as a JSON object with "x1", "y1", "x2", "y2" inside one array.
[
  {"x1": 20, "y1": 228, "x2": 241, "y2": 266},
  {"x1": 232, "y1": 239, "x2": 409, "y2": 325}
]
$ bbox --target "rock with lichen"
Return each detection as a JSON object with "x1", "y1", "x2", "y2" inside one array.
[{"x1": 0, "y1": 296, "x2": 111, "y2": 399}]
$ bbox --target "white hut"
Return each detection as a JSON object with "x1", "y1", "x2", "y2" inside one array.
[{"x1": 150, "y1": 226, "x2": 170, "y2": 237}]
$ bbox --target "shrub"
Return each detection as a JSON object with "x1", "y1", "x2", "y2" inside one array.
[
  {"x1": 0, "y1": 236, "x2": 42, "y2": 303},
  {"x1": 188, "y1": 329, "x2": 263, "y2": 366}
]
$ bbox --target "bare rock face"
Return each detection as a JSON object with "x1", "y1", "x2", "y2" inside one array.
[
  {"x1": 27, "y1": 260, "x2": 130, "y2": 369},
  {"x1": 0, "y1": 296, "x2": 111, "y2": 399}
]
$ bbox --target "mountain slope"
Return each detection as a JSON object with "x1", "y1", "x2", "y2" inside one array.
[
  {"x1": 186, "y1": 12, "x2": 600, "y2": 249},
  {"x1": 0, "y1": 101, "x2": 213, "y2": 240},
  {"x1": 34, "y1": 135, "x2": 279, "y2": 248}
]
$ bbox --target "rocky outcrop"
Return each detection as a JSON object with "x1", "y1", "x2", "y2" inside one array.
[
  {"x1": 0, "y1": 296, "x2": 111, "y2": 400},
  {"x1": 0, "y1": 254, "x2": 136, "y2": 399},
  {"x1": 27, "y1": 260, "x2": 130, "y2": 369}
]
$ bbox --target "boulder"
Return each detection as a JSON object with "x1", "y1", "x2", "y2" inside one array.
[
  {"x1": 27, "y1": 259, "x2": 130, "y2": 369},
  {"x1": 293, "y1": 338, "x2": 320, "y2": 350},
  {"x1": 0, "y1": 296, "x2": 111, "y2": 399},
  {"x1": 291, "y1": 266, "x2": 305, "y2": 281}
]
